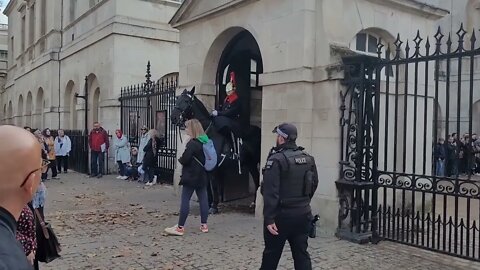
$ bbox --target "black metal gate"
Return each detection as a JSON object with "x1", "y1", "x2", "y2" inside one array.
[
  {"x1": 337, "y1": 25, "x2": 480, "y2": 261},
  {"x1": 119, "y1": 62, "x2": 178, "y2": 183}
]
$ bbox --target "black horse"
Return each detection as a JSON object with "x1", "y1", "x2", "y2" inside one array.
[{"x1": 171, "y1": 87, "x2": 261, "y2": 213}]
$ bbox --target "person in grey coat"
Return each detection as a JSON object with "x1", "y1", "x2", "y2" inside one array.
[
  {"x1": 137, "y1": 126, "x2": 150, "y2": 164},
  {"x1": 54, "y1": 129, "x2": 72, "y2": 173},
  {"x1": 114, "y1": 129, "x2": 130, "y2": 180}
]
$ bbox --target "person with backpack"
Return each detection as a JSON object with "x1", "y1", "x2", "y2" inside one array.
[
  {"x1": 143, "y1": 129, "x2": 163, "y2": 186},
  {"x1": 165, "y1": 119, "x2": 213, "y2": 236}
]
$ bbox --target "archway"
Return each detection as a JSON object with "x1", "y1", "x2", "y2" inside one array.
[
  {"x1": 35, "y1": 88, "x2": 44, "y2": 129},
  {"x1": 2, "y1": 104, "x2": 6, "y2": 124},
  {"x1": 7, "y1": 101, "x2": 12, "y2": 125},
  {"x1": 467, "y1": 0, "x2": 480, "y2": 34},
  {"x1": 473, "y1": 100, "x2": 480, "y2": 134},
  {"x1": 17, "y1": 95, "x2": 24, "y2": 126},
  {"x1": 87, "y1": 73, "x2": 100, "y2": 127},
  {"x1": 92, "y1": 88, "x2": 100, "y2": 124},
  {"x1": 26, "y1": 92, "x2": 33, "y2": 127},
  {"x1": 64, "y1": 80, "x2": 76, "y2": 129},
  {"x1": 208, "y1": 28, "x2": 264, "y2": 201}
]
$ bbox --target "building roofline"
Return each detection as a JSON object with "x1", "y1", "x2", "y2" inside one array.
[
  {"x1": 4, "y1": 0, "x2": 17, "y2": 16},
  {"x1": 169, "y1": 0, "x2": 255, "y2": 28},
  {"x1": 366, "y1": 0, "x2": 449, "y2": 19}
]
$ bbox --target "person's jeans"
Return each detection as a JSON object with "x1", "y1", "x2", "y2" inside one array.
[
  {"x1": 91, "y1": 151, "x2": 105, "y2": 176},
  {"x1": 448, "y1": 159, "x2": 458, "y2": 176},
  {"x1": 207, "y1": 173, "x2": 219, "y2": 209},
  {"x1": 178, "y1": 185, "x2": 209, "y2": 227},
  {"x1": 436, "y1": 159, "x2": 445, "y2": 177},
  {"x1": 260, "y1": 215, "x2": 312, "y2": 270},
  {"x1": 57, "y1": 155, "x2": 69, "y2": 172},
  {"x1": 144, "y1": 165, "x2": 156, "y2": 183},
  {"x1": 48, "y1": 159, "x2": 58, "y2": 178},
  {"x1": 126, "y1": 166, "x2": 139, "y2": 179},
  {"x1": 117, "y1": 161, "x2": 126, "y2": 176}
]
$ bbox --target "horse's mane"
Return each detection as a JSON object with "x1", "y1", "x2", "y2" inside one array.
[
  {"x1": 192, "y1": 95, "x2": 210, "y2": 117},
  {"x1": 190, "y1": 94, "x2": 213, "y2": 130}
]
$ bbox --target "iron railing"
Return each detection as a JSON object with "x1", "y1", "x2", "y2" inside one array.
[
  {"x1": 337, "y1": 24, "x2": 480, "y2": 262},
  {"x1": 119, "y1": 62, "x2": 178, "y2": 183}
]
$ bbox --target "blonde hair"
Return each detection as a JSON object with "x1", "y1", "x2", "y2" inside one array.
[
  {"x1": 148, "y1": 129, "x2": 159, "y2": 138},
  {"x1": 185, "y1": 119, "x2": 206, "y2": 138}
]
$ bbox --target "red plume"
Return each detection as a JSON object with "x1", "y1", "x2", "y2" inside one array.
[{"x1": 230, "y1": 71, "x2": 236, "y2": 87}]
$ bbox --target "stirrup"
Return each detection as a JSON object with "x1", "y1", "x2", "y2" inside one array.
[
  {"x1": 218, "y1": 154, "x2": 227, "y2": 167},
  {"x1": 231, "y1": 132, "x2": 242, "y2": 174}
]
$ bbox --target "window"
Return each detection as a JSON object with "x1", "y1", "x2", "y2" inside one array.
[
  {"x1": 21, "y1": 15, "x2": 25, "y2": 52},
  {"x1": 70, "y1": 0, "x2": 76, "y2": 22},
  {"x1": 352, "y1": 32, "x2": 394, "y2": 77},
  {"x1": 89, "y1": 0, "x2": 100, "y2": 8},
  {"x1": 0, "y1": 50, "x2": 8, "y2": 60},
  {"x1": 9, "y1": 37, "x2": 14, "y2": 65},
  {"x1": 29, "y1": 4, "x2": 35, "y2": 45},
  {"x1": 41, "y1": 0, "x2": 46, "y2": 35}
]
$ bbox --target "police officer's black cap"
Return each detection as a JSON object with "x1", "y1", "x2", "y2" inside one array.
[{"x1": 272, "y1": 123, "x2": 298, "y2": 141}]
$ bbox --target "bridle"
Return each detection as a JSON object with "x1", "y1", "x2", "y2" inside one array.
[{"x1": 174, "y1": 91, "x2": 195, "y2": 143}]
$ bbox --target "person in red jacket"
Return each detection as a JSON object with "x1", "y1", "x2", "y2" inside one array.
[{"x1": 88, "y1": 122, "x2": 109, "y2": 178}]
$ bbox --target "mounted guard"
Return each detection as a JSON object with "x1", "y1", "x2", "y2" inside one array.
[{"x1": 211, "y1": 71, "x2": 243, "y2": 172}]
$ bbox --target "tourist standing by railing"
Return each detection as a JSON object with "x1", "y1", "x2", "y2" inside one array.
[
  {"x1": 143, "y1": 129, "x2": 163, "y2": 186},
  {"x1": 34, "y1": 130, "x2": 48, "y2": 181},
  {"x1": 54, "y1": 129, "x2": 72, "y2": 174},
  {"x1": 434, "y1": 138, "x2": 446, "y2": 177},
  {"x1": 43, "y1": 128, "x2": 59, "y2": 180},
  {"x1": 114, "y1": 129, "x2": 130, "y2": 180},
  {"x1": 89, "y1": 122, "x2": 109, "y2": 178}
]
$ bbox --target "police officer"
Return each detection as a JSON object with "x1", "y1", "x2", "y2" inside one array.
[{"x1": 260, "y1": 123, "x2": 318, "y2": 270}]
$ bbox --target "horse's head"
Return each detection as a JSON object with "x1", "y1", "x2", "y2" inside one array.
[{"x1": 171, "y1": 87, "x2": 196, "y2": 127}]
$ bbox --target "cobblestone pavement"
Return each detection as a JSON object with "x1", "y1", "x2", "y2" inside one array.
[{"x1": 39, "y1": 173, "x2": 480, "y2": 270}]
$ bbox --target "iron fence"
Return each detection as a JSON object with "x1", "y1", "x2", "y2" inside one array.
[
  {"x1": 50, "y1": 129, "x2": 110, "y2": 175},
  {"x1": 337, "y1": 24, "x2": 480, "y2": 262},
  {"x1": 119, "y1": 62, "x2": 178, "y2": 183}
]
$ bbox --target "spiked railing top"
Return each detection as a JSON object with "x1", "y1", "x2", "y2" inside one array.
[{"x1": 376, "y1": 24, "x2": 479, "y2": 61}]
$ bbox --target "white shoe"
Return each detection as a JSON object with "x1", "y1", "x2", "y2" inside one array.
[
  {"x1": 121, "y1": 176, "x2": 128, "y2": 180},
  {"x1": 116, "y1": 176, "x2": 122, "y2": 179},
  {"x1": 145, "y1": 181, "x2": 153, "y2": 186},
  {"x1": 151, "y1": 176, "x2": 157, "y2": 185},
  {"x1": 164, "y1": 225, "x2": 184, "y2": 236}
]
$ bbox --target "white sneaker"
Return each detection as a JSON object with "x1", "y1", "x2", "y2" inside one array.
[
  {"x1": 121, "y1": 176, "x2": 128, "y2": 180},
  {"x1": 164, "y1": 225, "x2": 184, "y2": 236},
  {"x1": 116, "y1": 176, "x2": 122, "y2": 179},
  {"x1": 145, "y1": 181, "x2": 152, "y2": 186},
  {"x1": 151, "y1": 176, "x2": 157, "y2": 185}
]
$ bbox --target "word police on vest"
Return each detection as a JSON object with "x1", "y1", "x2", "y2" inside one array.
[{"x1": 295, "y1": 157, "x2": 307, "y2": 164}]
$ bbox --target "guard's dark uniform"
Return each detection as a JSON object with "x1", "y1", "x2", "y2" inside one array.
[{"x1": 260, "y1": 124, "x2": 318, "y2": 270}]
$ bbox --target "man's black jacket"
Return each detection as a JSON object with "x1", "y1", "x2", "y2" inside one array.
[{"x1": 0, "y1": 207, "x2": 33, "y2": 270}]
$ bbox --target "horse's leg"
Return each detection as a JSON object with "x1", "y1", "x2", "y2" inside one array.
[
  {"x1": 207, "y1": 172, "x2": 213, "y2": 207},
  {"x1": 209, "y1": 171, "x2": 220, "y2": 214},
  {"x1": 247, "y1": 159, "x2": 260, "y2": 208}
]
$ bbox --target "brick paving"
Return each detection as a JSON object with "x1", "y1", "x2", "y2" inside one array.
[{"x1": 39, "y1": 172, "x2": 480, "y2": 270}]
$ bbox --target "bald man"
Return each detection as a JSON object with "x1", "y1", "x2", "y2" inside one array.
[{"x1": 0, "y1": 125, "x2": 43, "y2": 270}]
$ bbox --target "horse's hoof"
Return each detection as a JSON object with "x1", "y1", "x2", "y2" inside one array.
[{"x1": 209, "y1": 207, "x2": 219, "y2": 215}]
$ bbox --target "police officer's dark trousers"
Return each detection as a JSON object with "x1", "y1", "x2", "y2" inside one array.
[{"x1": 260, "y1": 214, "x2": 312, "y2": 270}]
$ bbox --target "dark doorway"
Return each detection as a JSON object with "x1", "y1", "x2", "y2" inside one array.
[{"x1": 216, "y1": 30, "x2": 263, "y2": 201}]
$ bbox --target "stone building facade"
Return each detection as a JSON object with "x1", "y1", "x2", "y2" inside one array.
[
  {"x1": 0, "y1": 23, "x2": 8, "y2": 103},
  {"x1": 169, "y1": 0, "x2": 458, "y2": 231},
  {"x1": 1, "y1": 0, "x2": 181, "y2": 133}
]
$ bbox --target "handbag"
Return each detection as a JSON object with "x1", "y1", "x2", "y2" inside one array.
[{"x1": 34, "y1": 209, "x2": 61, "y2": 263}]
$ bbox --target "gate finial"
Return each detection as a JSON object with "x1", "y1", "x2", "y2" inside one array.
[{"x1": 145, "y1": 61, "x2": 152, "y2": 86}]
